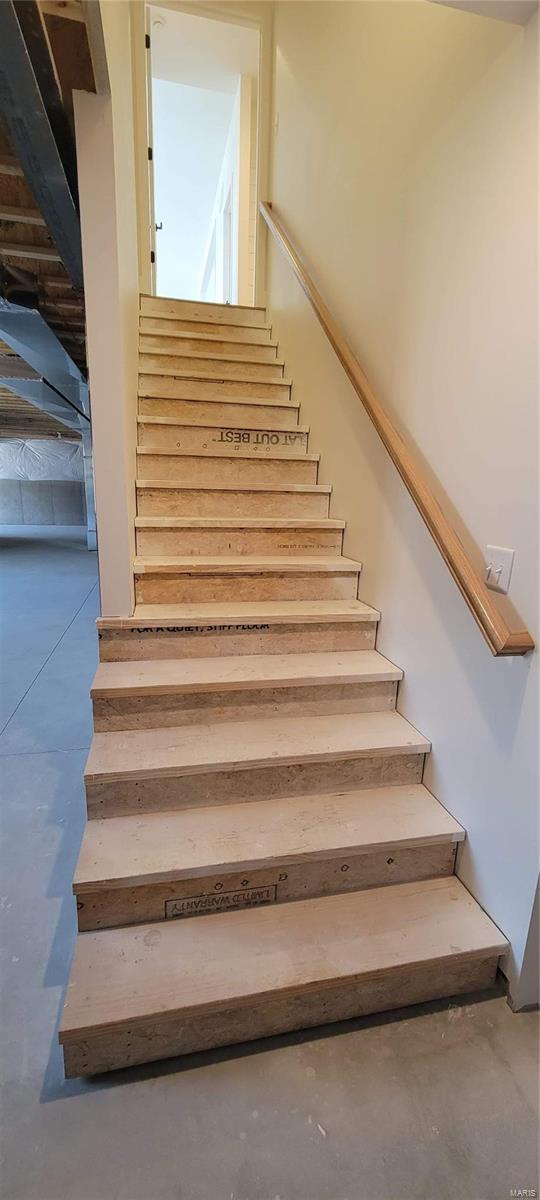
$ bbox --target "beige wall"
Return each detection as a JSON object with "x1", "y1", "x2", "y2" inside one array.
[
  {"x1": 74, "y1": 0, "x2": 139, "y2": 616},
  {"x1": 266, "y1": 0, "x2": 538, "y2": 1004}
]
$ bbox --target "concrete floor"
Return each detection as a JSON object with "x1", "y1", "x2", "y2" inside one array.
[{"x1": 0, "y1": 525, "x2": 538, "y2": 1200}]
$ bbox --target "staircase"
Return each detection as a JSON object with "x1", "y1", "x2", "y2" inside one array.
[{"x1": 59, "y1": 296, "x2": 507, "y2": 1077}]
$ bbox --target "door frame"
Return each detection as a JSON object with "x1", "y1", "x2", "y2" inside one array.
[{"x1": 131, "y1": 0, "x2": 272, "y2": 302}]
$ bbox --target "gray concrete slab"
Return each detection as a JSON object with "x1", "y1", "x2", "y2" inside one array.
[
  {"x1": 0, "y1": 526, "x2": 97, "y2": 732},
  {"x1": 0, "y1": 527, "x2": 538, "y2": 1200},
  {"x1": 0, "y1": 585, "x2": 98, "y2": 755}
]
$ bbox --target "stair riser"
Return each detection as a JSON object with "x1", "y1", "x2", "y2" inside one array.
[
  {"x1": 62, "y1": 953, "x2": 497, "y2": 1076},
  {"x1": 136, "y1": 488, "x2": 330, "y2": 518},
  {"x1": 86, "y1": 751, "x2": 424, "y2": 819},
  {"x1": 135, "y1": 527, "x2": 343, "y2": 556},
  {"x1": 139, "y1": 375, "x2": 290, "y2": 403},
  {"x1": 97, "y1": 621, "x2": 377, "y2": 662},
  {"x1": 140, "y1": 316, "x2": 272, "y2": 343},
  {"x1": 138, "y1": 423, "x2": 308, "y2": 452},
  {"x1": 76, "y1": 842, "x2": 456, "y2": 931},
  {"x1": 140, "y1": 298, "x2": 266, "y2": 327},
  {"x1": 140, "y1": 334, "x2": 278, "y2": 362},
  {"x1": 136, "y1": 454, "x2": 317, "y2": 486},
  {"x1": 138, "y1": 397, "x2": 299, "y2": 428},
  {"x1": 140, "y1": 353, "x2": 284, "y2": 382},
  {"x1": 92, "y1": 680, "x2": 398, "y2": 732},
  {"x1": 134, "y1": 571, "x2": 360, "y2": 604}
]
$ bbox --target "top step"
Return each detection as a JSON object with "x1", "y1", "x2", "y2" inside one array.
[{"x1": 140, "y1": 296, "x2": 268, "y2": 329}]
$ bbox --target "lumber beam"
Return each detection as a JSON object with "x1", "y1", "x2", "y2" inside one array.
[
  {"x1": 0, "y1": 1, "x2": 83, "y2": 287},
  {"x1": 0, "y1": 205, "x2": 46, "y2": 226},
  {"x1": 0, "y1": 154, "x2": 23, "y2": 176},
  {"x1": 0, "y1": 242, "x2": 61, "y2": 262}
]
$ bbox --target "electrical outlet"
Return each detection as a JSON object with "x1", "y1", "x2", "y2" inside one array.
[{"x1": 485, "y1": 545, "x2": 515, "y2": 594}]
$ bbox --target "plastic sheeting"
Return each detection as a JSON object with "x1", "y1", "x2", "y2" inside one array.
[{"x1": 0, "y1": 438, "x2": 84, "y2": 481}]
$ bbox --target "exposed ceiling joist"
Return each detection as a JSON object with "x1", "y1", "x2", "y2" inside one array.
[
  {"x1": 44, "y1": 299, "x2": 82, "y2": 311},
  {"x1": 0, "y1": 205, "x2": 46, "y2": 225},
  {"x1": 13, "y1": 0, "x2": 79, "y2": 203},
  {"x1": 0, "y1": 1, "x2": 83, "y2": 288},
  {"x1": 0, "y1": 154, "x2": 23, "y2": 177},
  {"x1": 0, "y1": 241, "x2": 62, "y2": 262},
  {"x1": 41, "y1": 276, "x2": 75, "y2": 290},
  {"x1": 0, "y1": 387, "x2": 82, "y2": 438}
]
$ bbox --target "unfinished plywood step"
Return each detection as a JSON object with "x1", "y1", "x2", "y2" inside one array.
[
  {"x1": 136, "y1": 446, "x2": 318, "y2": 486},
  {"x1": 139, "y1": 350, "x2": 285, "y2": 382},
  {"x1": 59, "y1": 876, "x2": 507, "y2": 1075},
  {"x1": 74, "y1": 784, "x2": 465, "y2": 931},
  {"x1": 84, "y1": 709, "x2": 430, "y2": 818},
  {"x1": 135, "y1": 516, "x2": 343, "y2": 556},
  {"x1": 138, "y1": 393, "x2": 300, "y2": 428},
  {"x1": 140, "y1": 295, "x2": 268, "y2": 328},
  {"x1": 96, "y1": 600, "x2": 381, "y2": 661},
  {"x1": 136, "y1": 481, "x2": 331, "y2": 519},
  {"x1": 140, "y1": 315, "x2": 273, "y2": 343},
  {"x1": 139, "y1": 332, "x2": 279, "y2": 361},
  {"x1": 91, "y1": 648, "x2": 402, "y2": 731},
  {"x1": 139, "y1": 374, "x2": 291, "y2": 404},
  {"x1": 137, "y1": 415, "x2": 308, "y2": 453},
  {"x1": 133, "y1": 553, "x2": 362, "y2": 604}
]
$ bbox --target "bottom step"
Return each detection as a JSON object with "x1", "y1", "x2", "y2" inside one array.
[{"x1": 60, "y1": 876, "x2": 506, "y2": 1076}]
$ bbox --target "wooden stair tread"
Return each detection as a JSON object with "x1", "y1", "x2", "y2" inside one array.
[
  {"x1": 59, "y1": 877, "x2": 506, "y2": 1040},
  {"x1": 136, "y1": 480, "x2": 331, "y2": 493},
  {"x1": 139, "y1": 392, "x2": 298, "y2": 409},
  {"x1": 140, "y1": 295, "x2": 267, "y2": 316},
  {"x1": 91, "y1": 649, "x2": 402, "y2": 698},
  {"x1": 133, "y1": 555, "x2": 362, "y2": 575},
  {"x1": 84, "y1": 710, "x2": 430, "y2": 784},
  {"x1": 74, "y1": 784, "x2": 465, "y2": 892},
  {"x1": 97, "y1": 600, "x2": 381, "y2": 629},
  {"x1": 134, "y1": 517, "x2": 345, "y2": 529},
  {"x1": 137, "y1": 416, "x2": 309, "y2": 433},
  {"x1": 136, "y1": 446, "x2": 319, "y2": 462},
  {"x1": 139, "y1": 364, "x2": 293, "y2": 386},
  {"x1": 138, "y1": 327, "x2": 276, "y2": 348},
  {"x1": 139, "y1": 346, "x2": 285, "y2": 367}
]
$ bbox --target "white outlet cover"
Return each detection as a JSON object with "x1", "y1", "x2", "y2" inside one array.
[{"x1": 485, "y1": 545, "x2": 515, "y2": 594}]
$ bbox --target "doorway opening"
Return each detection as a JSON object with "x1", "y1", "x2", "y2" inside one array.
[{"x1": 146, "y1": 6, "x2": 260, "y2": 305}]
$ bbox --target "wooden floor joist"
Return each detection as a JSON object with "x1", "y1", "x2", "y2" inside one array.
[
  {"x1": 0, "y1": 154, "x2": 23, "y2": 176},
  {"x1": 0, "y1": 241, "x2": 62, "y2": 261},
  {"x1": 0, "y1": 205, "x2": 46, "y2": 225}
]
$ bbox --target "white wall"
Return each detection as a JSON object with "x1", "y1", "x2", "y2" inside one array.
[
  {"x1": 266, "y1": 0, "x2": 538, "y2": 1005},
  {"x1": 73, "y1": 0, "x2": 139, "y2": 616},
  {"x1": 150, "y1": 3, "x2": 259, "y2": 88},
  {"x1": 199, "y1": 75, "x2": 255, "y2": 304},
  {"x1": 200, "y1": 81, "x2": 241, "y2": 303}
]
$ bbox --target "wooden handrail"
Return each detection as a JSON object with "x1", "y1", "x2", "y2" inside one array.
[{"x1": 260, "y1": 200, "x2": 534, "y2": 657}]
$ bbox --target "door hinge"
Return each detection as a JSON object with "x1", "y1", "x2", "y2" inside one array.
[
  {"x1": 150, "y1": 251, "x2": 155, "y2": 264},
  {"x1": 148, "y1": 146, "x2": 153, "y2": 161},
  {"x1": 145, "y1": 33, "x2": 150, "y2": 48}
]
